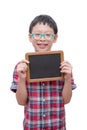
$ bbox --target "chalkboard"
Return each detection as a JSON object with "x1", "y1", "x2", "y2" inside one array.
[{"x1": 25, "y1": 51, "x2": 64, "y2": 82}]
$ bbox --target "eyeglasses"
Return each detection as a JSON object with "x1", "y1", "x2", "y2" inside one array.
[{"x1": 30, "y1": 33, "x2": 55, "y2": 41}]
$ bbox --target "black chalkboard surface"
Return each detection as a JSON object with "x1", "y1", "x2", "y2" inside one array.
[{"x1": 25, "y1": 51, "x2": 64, "y2": 82}]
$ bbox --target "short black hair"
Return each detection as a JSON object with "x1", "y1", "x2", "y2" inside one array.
[{"x1": 29, "y1": 14, "x2": 58, "y2": 34}]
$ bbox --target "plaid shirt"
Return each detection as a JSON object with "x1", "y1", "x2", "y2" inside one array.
[{"x1": 10, "y1": 64, "x2": 76, "y2": 130}]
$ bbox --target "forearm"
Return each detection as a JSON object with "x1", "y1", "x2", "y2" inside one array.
[
  {"x1": 62, "y1": 76, "x2": 72, "y2": 104},
  {"x1": 16, "y1": 78, "x2": 28, "y2": 106}
]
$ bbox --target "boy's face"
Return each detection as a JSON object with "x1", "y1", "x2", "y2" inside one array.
[{"x1": 29, "y1": 23, "x2": 58, "y2": 52}]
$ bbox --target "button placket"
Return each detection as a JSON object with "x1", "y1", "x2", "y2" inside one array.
[
  {"x1": 41, "y1": 82, "x2": 47, "y2": 120},
  {"x1": 42, "y1": 82, "x2": 45, "y2": 87}
]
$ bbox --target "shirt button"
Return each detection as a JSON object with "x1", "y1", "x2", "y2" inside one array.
[
  {"x1": 43, "y1": 98, "x2": 45, "y2": 102},
  {"x1": 42, "y1": 82, "x2": 45, "y2": 86},
  {"x1": 43, "y1": 114, "x2": 46, "y2": 117}
]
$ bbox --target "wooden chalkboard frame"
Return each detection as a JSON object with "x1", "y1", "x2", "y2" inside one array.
[{"x1": 25, "y1": 50, "x2": 64, "y2": 82}]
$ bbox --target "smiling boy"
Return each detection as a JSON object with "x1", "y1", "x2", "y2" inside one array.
[{"x1": 10, "y1": 14, "x2": 76, "y2": 130}]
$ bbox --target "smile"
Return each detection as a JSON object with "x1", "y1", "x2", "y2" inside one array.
[{"x1": 37, "y1": 43, "x2": 48, "y2": 49}]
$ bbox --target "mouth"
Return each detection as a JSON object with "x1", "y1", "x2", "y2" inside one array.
[{"x1": 37, "y1": 43, "x2": 48, "y2": 49}]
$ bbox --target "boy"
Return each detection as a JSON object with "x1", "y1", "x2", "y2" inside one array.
[{"x1": 10, "y1": 14, "x2": 76, "y2": 130}]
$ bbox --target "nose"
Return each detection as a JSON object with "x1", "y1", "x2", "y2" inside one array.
[{"x1": 40, "y1": 34, "x2": 45, "y2": 40}]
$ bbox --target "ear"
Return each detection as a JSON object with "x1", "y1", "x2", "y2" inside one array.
[
  {"x1": 28, "y1": 34, "x2": 32, "y2": 42},
  {"x1": 53, "y1": 34, "x2": 58, "y2": 43}
]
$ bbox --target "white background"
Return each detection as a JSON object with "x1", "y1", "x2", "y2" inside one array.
[{"x1": 0, "y1": 0, "x2": 87, "y2": 130}]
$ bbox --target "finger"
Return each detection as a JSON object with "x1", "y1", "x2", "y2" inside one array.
[
  {"x1": 21, "y1": 59, "x2": 29, "y2": 64},
  {"x1": 60, "y1": 61, "x2": 72, "y2": 69},
  {"x1": 61, "y1": 67, "x2": 72, "y2": 74},
  {"x1": 18, "y1": 62, "x2": 29, "y2": 70},
  {"x1": 17, "y1": 64, "x2": 27, "y2": 73},
  {"x1": 17, "y1": 67, "x2": 24, "y2": 72},
  {"x1": 61, "y1": 61, "x2": 71, "y2": 66}
]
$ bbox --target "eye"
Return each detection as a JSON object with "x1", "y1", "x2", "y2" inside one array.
[
  {"x1": 31, "y1": 33, "x2": 41, "y2": 40},
  {"x1": 35, "y1": 34, "x2": 40, "y2": 37},
  {"x1": 46, "y1": 34, "x2": 51, "y2": 37}
]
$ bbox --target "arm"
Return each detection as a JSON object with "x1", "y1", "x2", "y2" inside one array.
[
  {"x1": 16, "y1": 60, "x2": 29, "y2": 106},
  {"x1": 60, "y1": 61, "x2": 72, "y2": 104}
]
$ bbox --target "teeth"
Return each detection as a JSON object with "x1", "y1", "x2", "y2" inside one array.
[{"x1": 37, "y1": 44, "x2": 47, "y2": 45}]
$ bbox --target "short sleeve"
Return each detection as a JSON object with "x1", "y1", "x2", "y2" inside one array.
[
  {"x1": 10, "y1": 64, "x2": 19, "y2": 93},
  {"x1": 61, "y1": 73, "x2": 77, "y2": 90},
  {"x1": 71, "y1": 74, "x2": 77, "y2": 90}
]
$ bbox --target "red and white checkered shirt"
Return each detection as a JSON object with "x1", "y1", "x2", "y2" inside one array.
[{"x1": 10, "y1": 64, "x2": 76, "y2": 130}]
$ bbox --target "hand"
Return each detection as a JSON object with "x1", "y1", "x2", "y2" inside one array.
[
  {"x1": 60, "y1": 61, "x2": 72, "y2": 80},
  {"x1": 16, "y1": 60, "x2": 29, "y2": 80}
]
